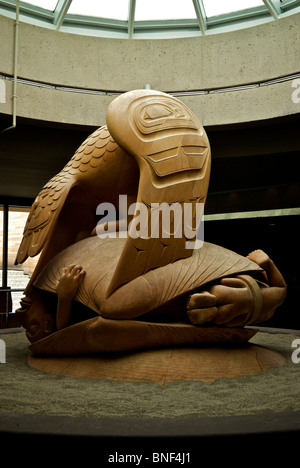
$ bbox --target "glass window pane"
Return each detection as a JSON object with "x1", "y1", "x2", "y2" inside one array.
[
  {"x1": 135, "y1": 0, "x2": 197, "y2": 21},
  {"x1": 1, "y1": 207, "x2": 39, "y2": 316},
  {"x1": 203, "y1": 0, "x2": 264, "y2": 18},
  {"x1": 68, "y1": 0, "x2": 129, "y2": 21},
  {"x1": 25, "y1": 0, "x2": 58, "y2": 11}
]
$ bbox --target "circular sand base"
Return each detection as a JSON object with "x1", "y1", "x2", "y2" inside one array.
[{"x1": 28, "y1": 343, "x2": 285, "y2": 384}]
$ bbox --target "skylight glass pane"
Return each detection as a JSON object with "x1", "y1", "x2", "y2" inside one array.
[
  {"x1": 68, "y1": 0, "x2": 129, "y2": 21},
  {"x1": 203, "y1": 0, "x2": 264, "y2": 18},
  {"x1": 135, "y1": 0, "x2": 197, "y2": 21},
  {"x1": 25, "y1": 0, "x2": 58, "y2": 10}
]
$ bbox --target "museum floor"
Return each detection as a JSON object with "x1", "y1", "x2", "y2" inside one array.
[{"x1": 0, "y1": 326, "x2": 299, "y2": 457}]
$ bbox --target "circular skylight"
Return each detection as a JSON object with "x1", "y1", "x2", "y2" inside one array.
[{"x1": 0, "y1": 0, "x2": 299, "y2": 38}]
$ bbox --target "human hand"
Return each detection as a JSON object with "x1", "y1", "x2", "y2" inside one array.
[{"x1": 56, "y1": 264, "x2": 85, "y2": 301}]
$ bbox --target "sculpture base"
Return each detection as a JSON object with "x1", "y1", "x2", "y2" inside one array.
[{"x1": 28, "y1": 344, "x2": 285, "y2": 384}]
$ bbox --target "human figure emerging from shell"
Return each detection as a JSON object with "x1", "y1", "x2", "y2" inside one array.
[{"x1": 15, "y1": 90, "x2": 287, "y2": 355}]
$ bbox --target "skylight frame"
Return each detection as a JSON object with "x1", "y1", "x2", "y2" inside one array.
[
  {"x1": 67, "y1": 0, "x2": 129, "y2": 22},
  {"x1": 24, "y1": 0, "x2": 58, "y2": 10},
  {"x1": 206, "y1": 4, "x2": 270, "y2": 27},
  {"x1": 134, "y1": 0, "x2": 197, "y2": 22},
  {"x1": 0, "y1": 0, "x2": 54, "y2": 22},
  {"x1": 0, "y1": 0, "x2": 299, "y2": 38},
  {"x1": 280, "y1": 0, "x2": 300, "y2": 11},
  {"x1": 202, "y1": 0, "x2": 266, "y2": 18}
]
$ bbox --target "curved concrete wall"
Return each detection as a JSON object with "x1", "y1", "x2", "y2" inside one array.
[{"x1": 0, "y1": 13, "x2": 299, "y2": 127}]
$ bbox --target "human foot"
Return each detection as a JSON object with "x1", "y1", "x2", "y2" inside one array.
[{"x1": 187, "y1": 291, "x2": 218, "y2": 325}]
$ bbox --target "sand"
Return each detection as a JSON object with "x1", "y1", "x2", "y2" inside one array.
[{"x1": 0, "y1": 329, "x2": 299, "y2": 420}]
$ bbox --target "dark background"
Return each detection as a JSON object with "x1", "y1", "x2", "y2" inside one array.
[{"x1": 1, "y1": 112, "x2": 299, "y2": 329}]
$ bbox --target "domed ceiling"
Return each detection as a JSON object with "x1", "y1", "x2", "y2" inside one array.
[{"x1": 0, "y1": 0, "x2": 299, "y2": 38}]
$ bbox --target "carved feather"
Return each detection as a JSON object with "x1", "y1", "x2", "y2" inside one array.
[{"x1": 15, "y1": 125, "x2": 121, "y2": 266}]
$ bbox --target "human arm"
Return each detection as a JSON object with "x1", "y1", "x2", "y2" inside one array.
[{"x1": 55, "y1": 264, "x2": 86, "y2": 330}]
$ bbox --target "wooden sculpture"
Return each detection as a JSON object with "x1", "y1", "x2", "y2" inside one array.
[{"x1": 15, "y1": 90, "x2": 287, "y2": 356}]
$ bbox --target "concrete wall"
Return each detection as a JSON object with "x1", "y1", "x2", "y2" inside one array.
[{"x1": 0, "y1": 13, "x2": 299, "y2": 127}]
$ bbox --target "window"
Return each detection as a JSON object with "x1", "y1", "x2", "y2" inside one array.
[
  {"x1": 0, "y1": 1, "x2": 299, "y2": 38},
  {"x1": 202, "y1": 0, "x2": 265, "y2": 17},
  {"x1": 0, "y1": 205, "x2": 39, "y2": 328}
]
